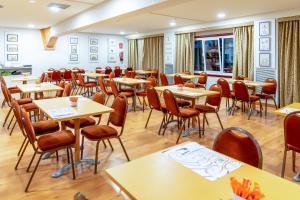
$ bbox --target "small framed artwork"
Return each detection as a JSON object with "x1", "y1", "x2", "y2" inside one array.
[
  {"x1": 70, "y1": 45, "x2": 78, "y2": 54},
  {"x1": 7, "y1": 34, "x2": 18, "y2": 42},
  {"x1": 7, "y1": 54, "x2": 18, "y2": 62},
  {"x1": 7, "y1": 44, "x2": 18, "y2": 52},
  {"x1": 70, "y1": 37, "x2": 78, "y2": 44},
  {"x1": 90, "y1": 46, "x2": 98, "y2": 53},
  {"x1": 259, "y1": 21, "x2": 271, "y2": 36},
  {"x1": 90, "y1": 54, "x2": 98, "y2": 61},
  {"x1": 259, "y1": 37, "x2": 271, "y2": 51},
  {"x1": 89, "y1": 38, "x2": 98, "y2": 45},
  {"x1": 108, "y1": 53, "x2": 117, "y2": 63},
  {"x1": 259, "y1": 53, "x2": 271, "y2": 67},
  {"x1": 69, "y1": 54, "x2": 78, "y2": 62}
]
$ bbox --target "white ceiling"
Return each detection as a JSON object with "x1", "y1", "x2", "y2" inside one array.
[
  {"x1": 0, "y1": 0, "x2": 105, "y2": 29},
  {"x1": 82, "y1": 0, "x2": 300, "y2": 35}
]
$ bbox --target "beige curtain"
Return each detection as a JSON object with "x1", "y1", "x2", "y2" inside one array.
[
  {"x1": 278, "y1": 20, "x2": 300, "y2": 106},
  {"x1": 128, "y1": 39, "x2": 138, "y2": 69},
  {"x1": 174, "y1": 33, "x2": 195, "y2": 73},
  {"x1": 233, "y1": 26, "x2": 254, "y2": 80},
  {"x1": 141, "y1": 36, "x2": 164, "y2": 74}
]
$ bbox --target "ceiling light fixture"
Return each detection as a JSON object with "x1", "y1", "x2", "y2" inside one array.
[
  {"x1": 29, "y1": 0, "x2": 36, "y2": 3},
  {"x1": 169, "y1": 20, "x2": 176, "y2": 27},
  {"x1": 217, "y1": 12, "x2": 226, "y2": 18},
  {"x1": 120, "y1": 31, "x2": 125, "y2": 35},
  {"x1": 48, "y1": 3, "x2": 70, "y2": 12},
  {"x1": 28, "y1": 24, "x2": 35, "y2": 28}
]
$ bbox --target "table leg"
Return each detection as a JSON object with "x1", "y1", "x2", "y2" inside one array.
[
  {"x1": 133, "y1": 86, "x2": 137, "y2": 112},
  {"x1": 74, "y1": 119, "x2": 80, "y2": 161}
]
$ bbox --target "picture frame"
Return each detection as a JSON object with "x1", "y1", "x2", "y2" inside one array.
[
  {"x1": 69, "y1": 54, "x2": 78, "y2": 62},
  {"x1": 259, "y1": 21, "x2": 271, "y2": 36},
  {"x1": 259, "y1": 53, "x2": 271, "y2": 67},
  {"x1": 89, "y1": 46, "x2": 98, "y2": 53},
  {"x1": 70, "y1": 45, "x2": 78, "y2": 54},
  {"x1": 89, "y1": 38, "x2": 98, "y2": 45},
  {"x1": 108, "y1": 53, "x2": 117, "y2": 63},
  {"x1": 7, "y1": 54, "x2": 18, "y2": 62},
  {"x1": 70, "y1": 37, "x2": 78, "y2": 44},
  {"x1": 7, "y1": 34, "x2": 18, "y2": 42},
  {"x1": 7, "y1": 44, "x2": 18, "y2": 52},
  {"x1": 259, "y1": 37, "x2": 271, "y2": 51},
  {"x1": 90, "y1": 54, "x2": 98, "y2": 61}
]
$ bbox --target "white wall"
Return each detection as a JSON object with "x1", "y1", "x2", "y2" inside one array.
[{"x1": 0, "y1": 28, "x2": 128, "y2": 76}]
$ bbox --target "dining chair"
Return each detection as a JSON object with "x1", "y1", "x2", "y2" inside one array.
[
  {"x1": 160, "y1": 73, "x2": 170, "y2": 86},
  {"x1": 184, "y1": 81, "x2": 196, "y2": 88},
  {"x1": 80, "y1": 95, "x2": 130, "y2": 174},
  {"x1": 0, "y1": 76, "x2": 20, "y2": 107},
  {"x1": 236, "y1": 75, "x2": 247, "y2": 80},
  {"x1": 114, "y1": 66, "x2": 122, "y2": 77},
  {"x1": 281, "y1": 111, "x2": 300, "y2": 177},
  {"x1": 232, "y1": 81, "x2": 263, "y2": 120},
  {"x1": 213, "y1": 127, "x2": 263, "y2": 169},
  {"x1": 174, "y1": 74, "x2": 184, "y2": 85},
  {"x1": 97, "y1": 77, "x2": 114, "y2": 105},
  {"x1": 92, "y1": 92, "x2": 106, "y2": 125},
  {"x1": 51, "y1": 70, "x2": 62, "y2": 84},
  {"x1": 196, "y1": 72, "x2": 207, "y2": 88},
  {"x1": 162, "y1": 89, "x2": 200, "y2": 144},
  {"x1": 77, "y1": 73, "x2": 97, "y2": 97},
  {"x1": 63, "y1": 69, "x2": 73, "y2": 82},
  {"x1": 95, "y1": 67, "x2": 102, "y2": 74},
  {"x1": 21, "y1": 108, "x2": 75, "y2": 192},
  {"x1": 63, "y1": 83, "x2": 72, "y2": 97},
  {"x1": 195, "y1": 84, "x2": 223, "y2": 135},
  {"x1": 105, "y1": 66, "x2": 112, "y2": 75},
  {"x1": 110, "y1": 80, "x2": 134, "y2": 108},
  {"x1": 136, "y1": 76, "x2": 157, "y2": 111},
  {"x1": 217, "y1": 78, "x2": 233, "y2": 110},
  {"x1": 127, "y1": 67, "x2": 133, "y2": 71},
  {"x1": 256, "y1": 78, "x2": 278, "y2": 116}
]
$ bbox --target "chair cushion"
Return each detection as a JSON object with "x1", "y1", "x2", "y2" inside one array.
[
  {"x1": 176, "y1": 99, "x2": 191, "y2": 107},
  {"x1": 37, "y1": 130, "x2": 75, "y2": 151},
  {"x1": 195, "y1": 104, "x2": 216, "y2": 113},
  {"x1": 84, "y1": 82, "x2": 97, "y2": 87},
  {"x1": 32, "y1": 120, "x2": 60, "y2": 135},
  {"x1": 179, "y1": 108, "x2": 199, "y2": 118},
  {"x1": 17, "y1": 98, "x2": 32, "y2": 105},
  {"x1": 81, "y1": 125, "x2": 118, "y2": 140},
  {"x1": 22, "y1": 103, "x2": 38, "y2": 111},
  {"x1": 250, "y1": 95, "x2": 260, "y2": 102},
  {"x1": 65, "y1": 117, "x2": 96, "y2": 129}
]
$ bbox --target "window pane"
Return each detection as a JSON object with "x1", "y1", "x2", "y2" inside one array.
[
  {"x1": 223, "y1": 38, "x2": 234, "y2": 73},
  {"x1": 194, "y1": 40, "x2": 204, "y2": 71},
  {"x1": 204, "y1": 40, "x2": 220, "y2": 72}
]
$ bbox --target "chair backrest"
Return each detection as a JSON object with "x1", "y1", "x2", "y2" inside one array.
[
  {"x1": 73, "y1": 67, "x2": 80, "y2": 70},
  {"x1": 174, "y1": 74, "x2": 184, "y2": 85},
  {"x1": 97, "y1": 77, "x2": 108, "y2": 94},
  {"x1": 184, "y1": 81, "x2": 195, "y2": 88},
  {"x1": 63, "y1": 83, "x2": 72, "y2": 97},
  {"x1": 236, "y1": 75, "x2": 246, "y2": 80},
  {"x1": 130, "y1": 71, "x2": 136, "y2": 78},
  {"x1": 151, "y1": 69, "x2": 159, "y2": 78},
  {"x1": 109, "y1": 95, "x2": 128, "y2": 132},
  {"x1": 217, "y1": 78, "x2": 231, "y2": 98},
  {"x1": 48, "y1": 68, "x2": 55, "y2": 71},
  {"x1": 0, "y1": 76, "x2": 6, "y2": 86},
  {"x1": 1, "y1": 83, "x2": 12, "y2": 106},
  {"x1": 262, "y1": 78, "x2": 277, "y2": 95},
  {"x1": 11, "y1": 100, "x2": 27, "y2": 137},
  {"x1": 51, "y1": 70, "x2": 61, "y2": 81},
  {"x1": 96, "y1": 68, "x2": 102, "y2": 74},
  {"x1": 110, "y1": 80, "x2": 119, "y2": 97},
  {"x1": 146, "y1": 87, "x2": 162, "y2": 111},
  {"x1": 284, "y1": 112, "x2": 300, "y2": 152},
  {"x1": 160, "y1": 73, "x2": 169, "y2": 86},
  {"x1": 206, "y1": 84, "x2": 222, "y2": 108},
  {"x1": 146, "y1": 76, "x2": 157, "y2": 88},
  {"x1": 105, "y1": 66, "x2": 112, "y2": 75},
  {"x1": 21, "y1": 108, "x2": 36, "y2": 145},
  {"x1": 213, "y1": 127, "x2": 263, "y2": 169},
  {"x1": 55, "y1": 80, "x2": 65, "y2": 97},
  {"x1": 114, "y1": 67, "x2": 121, "y2": 77},
  {"x1": 124, "y1": 70, "x2": 130, "y2": 78},
  {"x1": 77, "y1": 74, "x2": 85, "y2": 86},
  {"x1": 163, "y1": 89, "x2": 180, "y2": 116},
  {"x1": 127, "y1": 67, "x2": 133, "y2": 71},
  {"x1": 182, "y1": 71, "x2": 192, "y2": 75},
  {"x1": 93, "y1": 92, "x2": 105, "y2": 104},
  {"x1": 64, "y1": 69, "x2": 72, "y2": 80},
  {"x1": 233, "y1": 81, "x2": 249, "y2": 102},
  {"x1": 198, "y1": 72, "x2": 208, "y2": 84},
  {"x1": 109, "y1": 72, "x2": 115, "y2": 78}
]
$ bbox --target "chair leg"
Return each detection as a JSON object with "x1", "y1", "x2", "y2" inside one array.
[
  {"x1": 7, "y1": 115, "x2": 15, "y2": 130},
  {"x1": 81, "y1": 135, "x2": 84, "y2": 160},
  {"x1": 281, "y1": 148, "x2": 287, "y2": 177},
  {"x1": 9, "y1": 120, "x2": 17, "y2": 136},
  {"x1": 197, "y1": 115, "x2": 201, "y2": 138},
  {"x1": 216, "y1": 112, "x2": 224, "y2": 130},
  {"x1": 107, "y1": 139, "x2": 114, "y2": 151},
  {"x1": 158, "y1": 113, "x2": 166, "y2": 135},
  {"x1": 162, "y1": 114, "x2": 172, "y2": 136},
  {"x1": 231, "y1": 100, "x2": 236, "y2": 116},
  {"x1": 66, "y1": 148, "x2": 70, "y2": 164},
  {"x1": 259, "y1": 100, "x2": 263, "y2": 117},
  {"x1": 144, "y1": 109, "x2": 153, "y2": 128},
  {"x1": 3, "y1": 107, "x2": 12, "y2": 127},
  {"x1": 1, "y1": 99, "x2": 6, "y2": 108},
  {"x1": 25, "y1": 154, "x2": 42, "y2": 192},
  {"x1": 205, "y1": 116, "x2": 209, "y2": 126},
  {"x1": 265, "y1": 98, "x2": 268, "y2": 116},
  {"x1": 26, "y1": 152, "x2": 37, "y2": 172},
  {"x1": 293, "y1": 151, "x2": 296, "y2": 172},
  {"x1": 97, "y1": 116, "x2": 102, "y2": 125},
  {"x1": 202, "y1": 114, "x2": 206, "y2": 135},
  {"x1": 69, "y1": 147, "x2": 76, "y2": 179},
  {"x1": 15, "y1": 139, "x2": 29, "y2": 170},
  {"x1": 176, "y1": 119, "x2": 186, "y2": 144},
  {"x1": 102, "y1": 140, "x2": 107, "y2": 148},
  {"x1": 105, "y1": 95, "x2": 111, "y2": 105},
  {"x1": 56, "y1": 151, "x2": 59, "y2": 162},
  {"x1": 17, "y1": 137, "x2": 27, "y2": 156},
  {"x1": 272, "y1": 97, "x2": 278, "y2": 109},
  {"x1": 94, "y1": 141, "x2": 101, "y2": 174},
  {"x1": 117, "y1": 137, "x2": 130, "y2": 161}
]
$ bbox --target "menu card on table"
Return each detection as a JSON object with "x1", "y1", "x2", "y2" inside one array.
[
  {"x1": 278, "y1": 107, "x2": 300, "y2": 115},
  {"x1": 48, "y1": 107, "x2": 79, "y2": 119},
  {"x1": 162, "y1": 142, "x2": 242, "y2": 181}
]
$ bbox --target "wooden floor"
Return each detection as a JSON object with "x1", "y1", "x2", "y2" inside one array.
[{"x1": 0, "y1": 95, "x2": 298, "y2": 199}]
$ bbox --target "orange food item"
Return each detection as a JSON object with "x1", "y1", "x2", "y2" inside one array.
[
  {"x1": 230, "y1": 177, "x2": 265, "y2": 200},
  {"x1": 69, "y1": 97, "x2": 78, "y2": 102}
]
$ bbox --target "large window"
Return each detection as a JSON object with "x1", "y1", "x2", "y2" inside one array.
[{"x1": 194, "y1": 35, "x2": 233, "y2": 74}]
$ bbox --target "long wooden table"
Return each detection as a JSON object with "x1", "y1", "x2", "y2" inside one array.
[
  {"x1": 273, "y1": 103, "x2": 300, "y2": 117},
  {"x1": 106, "y1": 142, "x2": 300, "y2": 200},
  {"x1": 11, "y1": 76, "x2": 39, "y2": 84},
  {"x1": 226, "y1": 79, "x2": 274, "y2": 88},
  {"x1": 166, "y1": 73, "x2": 200, "y2": 80},
  {"x1": 17, "y1": 82, "x2": 63, "y2": 98}
]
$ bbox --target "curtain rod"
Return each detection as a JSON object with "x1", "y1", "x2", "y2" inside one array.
[{"x1": 278, "y1": 15, "x2": 300, "y2": 22}]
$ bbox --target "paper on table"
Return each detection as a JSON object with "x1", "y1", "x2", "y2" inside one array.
[
  {"x1": 279, "y1": 107, "x2": 300, "y2": 114},
  {"x1": 162, "y1": 142, "x2": 242, "y2": 181},
  {"x1": 48, "y1": 107, "x2": 78, "y2": 119}
]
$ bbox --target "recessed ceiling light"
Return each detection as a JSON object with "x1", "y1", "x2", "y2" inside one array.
[
  {"x1": 217, "y1": 12, "x2": 226, "y2": 18},
  {"x1": 169, "y1": 20, "x2": 176, "y2": 27},
  {"x1": 48, "y1": 3, "x2": 70, "y2": 12},
  {"x1": 29, "y1": 0, "x2": 36, "y2": 3},
  {"x1": 120, "y1": 31, "x2": 125, "y2": 35},
  {"x1": 28, "y1": 24, "x2": 35, "y2": 28}
]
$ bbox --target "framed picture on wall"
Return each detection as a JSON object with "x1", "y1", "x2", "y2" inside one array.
[
  {"x1": 7, "y1": 34, "x2": 18, "y2": 42},
  {"x1": 259, "y1": 37, "x2": 271, "y2": 51},
  {"x1": 90, "y1": 54, "x2": 98, "y2": 61},
  {"x1": 259, "y1": 21, "x2": 271, "y2": 36},
  {"x1": 7, "y1": 44, "x2": 18, "y2": 52},
  {"x1": 70, "y1": 37, "x2": 78, "y2": 44},
  {"x1": 259, "y1": 53, "x2": 271, "y2": 67},
  {"x1": 89, "y1": 38, "x2": 98, "y2": 45},
  {"x1": 108, "y1": 53, "x2": 117, "y2": 63},
  {"x1": 7, "y1": 54, "x2": 18, "y2": 62},
  {"x1": 70, "y1": 45, "x2": 78, "y2": 54},
  {"x1": 69, "y1": 54, "x2": 78, "y2": 62},
  {"x1": 89, "y1": 46, "x2": 98, "y2": 53}
]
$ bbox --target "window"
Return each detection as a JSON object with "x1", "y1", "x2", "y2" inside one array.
[{"x1": 194, "y1": 35, "x2": 233, "y2": 74}]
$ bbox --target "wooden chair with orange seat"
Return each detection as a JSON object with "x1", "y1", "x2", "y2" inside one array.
[
  {"x1": 217, "y1": 78, "x2": 233, "y2": 111},
  {"x1": 213, "y1": 127, "x2": 263, "y2": 169},
  {"x1": 231, "y1": 81, "x2": 263, "y2": 120},
  {"x1": 97, "y1": 77, "x2": 114, "y2": 105},
  {"x1": 196, "y1": 72, "x2": 208, "y2": 88},
  {"x1": 21, "y1": 108, "x2": 76, "y2": 192},
  {"x1": 136, "y1": 76, "x2": 157, "y2": 111},
  {"x1": 80, "y1": 95, "x2": 130, "y2": 174},
  {"x1": 256, "y1": 78, "x2": 278, "y2": 116},
  {"x1": 162, "y1": 89, "x2": 201, "y2": 144},
  {"x1": 76, "y1": 73, "x2": 97, "y2": 97},
  {"x1": 281, "y1": 111, "x2": 300, "y2": 178},
  {"x1": 195, "y1": 84, "x2": 224, "y2": 135}
]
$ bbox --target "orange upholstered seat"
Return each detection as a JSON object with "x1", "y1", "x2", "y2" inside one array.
[
  {"x1": 37, "y1": 130, "x2": 75, "y2": 151},
  {"x1": 65, "y1": 117, "x2": 96, "y2": 129},
  {"x1": 81, "y1": 125, "x2": 118, "y2": 140},
  {"x1": 32, "y1": 120, "x2": 60, "y2": 135}
]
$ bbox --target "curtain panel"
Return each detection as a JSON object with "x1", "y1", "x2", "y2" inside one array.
[
  {"x1": 232, "y1": 26, "x2": 254, "y2": 80},
  {"x1": 174, "y1": 33, "x2": 195, "y2": 73},
  {"x1": 128, "y1": 39, "x2": 138, "y2": 69},
  {"x1": 278, "y1": 20, "x2": 300, "y2": 106}
]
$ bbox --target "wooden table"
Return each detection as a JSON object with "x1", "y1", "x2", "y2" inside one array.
[
  {"x1": 11, "y1": 76, "x2": 39, "y2": 84},
  {"x1": 227, "y1": 79, "x2": 274, "y2": 88},
  {"x1": 113, "y1": 78, "x2": 150, "y2": 111},
  {"x1": 135, "y1": 70, "x2": 157, "y2": 77},
  {"x1": 83, "y1": 72, "x2": 108, "y2": 78},
  {"x1": 33, "y1": 96, "x2": 113, "y2": 177},
  {"x1": 273, "y1": 103, "x2": 300, "y2": 117},
  {"x1": 166, "y1": 73, "x2": 200, "y2": 80},
  {"x1": 17, "y1": 83, "x2": 63, "y2": 98},
  {"x1": 46, "y1": 69, "x2": 79, "y2": 73},
  {"x1": 106, "y1": 142, "x2": 300, "y2": 200}
]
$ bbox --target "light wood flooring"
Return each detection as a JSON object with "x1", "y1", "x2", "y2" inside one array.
[{"x1": 0, "y1": 95, "x2": 298, "y2": 199}]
